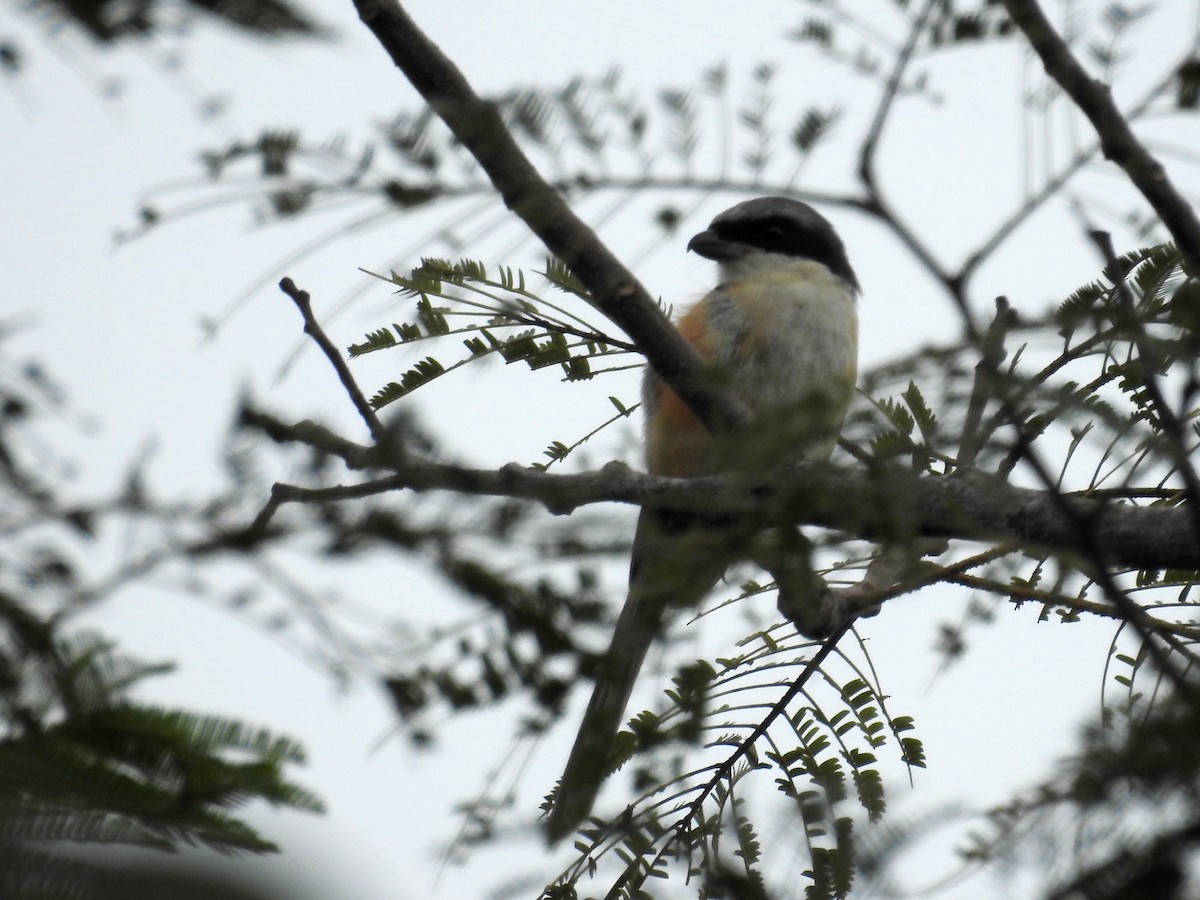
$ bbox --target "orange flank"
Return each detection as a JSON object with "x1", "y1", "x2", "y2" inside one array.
[{"x1": 644, "y1": 303, "x2": 720, "y2": 478}]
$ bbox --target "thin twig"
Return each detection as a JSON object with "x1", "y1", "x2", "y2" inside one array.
[
  {"x1": 958, "y1": 298, "x2": 1017, "y2": 468},
  {"x1": 946, "y1": 571, "x2": 1200, "y2": 642},
  {"x1": 278, "y1": 277, "x2": 387, "y2": 444},
  {"x1": 960, "y1": 53, "x2": 1182, "y2": 287},
  {"x1": 858, "y1": 0, "x2": 937, "y2": 186},
  {"x1": 681, "y1": 626, "x2": 847, "y2": 831},
  {"x1": 854, "y1": 0, "x2": 971, "y2": 326}
]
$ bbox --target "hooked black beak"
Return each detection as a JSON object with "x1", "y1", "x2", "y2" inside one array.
[{"x1": 687, "y1": 228, "x2": 748, "y2": 262}]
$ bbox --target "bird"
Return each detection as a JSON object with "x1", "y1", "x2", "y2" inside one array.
[{"x1": 544, "y1": 196, "x2": 860, "y2": 843}]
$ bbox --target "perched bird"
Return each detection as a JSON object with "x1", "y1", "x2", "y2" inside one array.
[{"x1": 545, "y1": 196, "x2": 860, "y2": 843}]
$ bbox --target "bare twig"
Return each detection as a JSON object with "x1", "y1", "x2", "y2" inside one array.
[
  {"x1": 960, "y1": 146, "x2": 1099, "y2": 287},
  {"x1": 959, "y1": 55, "x2": 1181, "y2": 287},
  {"x1": 854, "y1": 0, "x2": 971, "y2": 323},
  {"x1": 278, "y1": 277, "x2": 387, "y2": 445},
  {"x1": 858, "y1": 0, "x2": 937, "y2": 187}
]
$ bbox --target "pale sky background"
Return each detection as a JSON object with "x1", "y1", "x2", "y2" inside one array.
[{"x1": 5, "y1": 1, "x2": 1200, "y2": 898}]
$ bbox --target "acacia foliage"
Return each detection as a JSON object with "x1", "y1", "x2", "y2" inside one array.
[
  {"x1": 172, "y1": 1, "x2": 1200, "y2": 896},
  {"x1": 16, "y1": 0, "x2": 1200, "y2": 898}
]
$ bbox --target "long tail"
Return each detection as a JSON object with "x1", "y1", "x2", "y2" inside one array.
[
  {"x1": 543, "y1": 572, "x2": 659, "y2": 843},
  {"x1": 545, "y1": 510, "x2": 729, "y2": 843}
]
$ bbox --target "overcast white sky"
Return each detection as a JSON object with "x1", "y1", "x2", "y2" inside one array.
[{"x1": 5, "y1": 1, "x2": 1200, "y2": 897}]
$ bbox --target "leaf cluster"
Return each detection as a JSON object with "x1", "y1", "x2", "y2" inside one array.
[
  {"x1": 66, "y1": 2, "x2": 1200, "y2": 896},
  {"x1": 543, "y1": 622, "x2": 923, "y2": 899},
  {"x1": 0, "y1": 341, "x2": 322, "y2": 896},
  {"x1": 346, "y1": 258, "x2": 638, "y2": 466},
  {"x1": 962, "y1": 678, "x2": 1200, "y2": 900},
  {"x1": 11, "y1": 0, "x2": 325, "y2": 46}
]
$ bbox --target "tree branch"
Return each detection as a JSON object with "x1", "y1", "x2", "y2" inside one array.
[
  {"x1": 957, "y1": 56, "x2": 1180, "y2": 288},
  {"x1": 278, "y1": 277, "x2": 388, "y2": 445},
  {"x1": 858, "y1": 0, "x2": 937, "y2": 187},
  {"x1": 352, "y1": 0, "x2": 753, "y2": 433},
  {"x1": 854, "y1": 0, "x2": 971, "y2": 325},
  {"x1": 1001, "y1": 0, "x2": 1200, "y2": 273},
  {"x1": 241, "y1": 409, "x2": 1200, "y2": 571},
  {"x1": 946, "y1": 571, "x2": 1200, "y2": 641}
]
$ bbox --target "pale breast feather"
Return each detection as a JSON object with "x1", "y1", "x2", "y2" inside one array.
[{"x1": 713, "y1": 274, "x2": 858, "y2": 414}]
